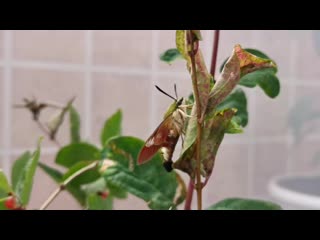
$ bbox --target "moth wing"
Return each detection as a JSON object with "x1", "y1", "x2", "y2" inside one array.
[
  {"x1": 137, "y1": 116, "x2": 175, "y2": 165},
  {"x1": 137, "y1": 144, "x2": 162, "y2": 165}
]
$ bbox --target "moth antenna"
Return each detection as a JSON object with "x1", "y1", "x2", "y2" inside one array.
[
  {"x1": 174, "y1": 83, "x2": 178, "y2": 99},
  {"x1": 155, "y1": 85, "x2": 177, "y2": 101}
]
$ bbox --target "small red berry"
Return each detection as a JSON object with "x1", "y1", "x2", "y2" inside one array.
[
  {"x1": 98, "y1": 191, "x2": 109, "y2": 199},
  {"x1": 5, "y1": 197, "x2": 16, "y2": 209}
]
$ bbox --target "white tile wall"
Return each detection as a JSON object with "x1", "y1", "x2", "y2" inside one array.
[{"x1": 1, "y1": 30, "x2": 319, "y2": 209}]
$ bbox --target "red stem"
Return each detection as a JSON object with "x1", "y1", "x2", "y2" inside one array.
[
  {"x1": 210, "y1": 30, "x2": 220, "y2": 78},
  {"x1": 184, "y1": 180, "x2": 194, "y2": 210}
]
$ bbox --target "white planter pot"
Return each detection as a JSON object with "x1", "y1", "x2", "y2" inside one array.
[{"x1": 268, "y1": 174, "x2": 320, "y2": 210}]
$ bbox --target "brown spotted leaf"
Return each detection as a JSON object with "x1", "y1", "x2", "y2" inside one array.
[
  {"x1": 194, "y1": 49, "x2": 212, "y2": 118},
  {"x1": 205, "y1": 47, "x2": 241, "y2": 118},
  {"x1": 173, "y1": 141, "x2": 196, "y2": 179},
  {"x1": 174, "y1": 109, "x2": 236, "y2": 179},
  {"x1": 176, "y1": 44, "x2": 276, "y2": 180},
  {"x1": 201, "y1": 109, "x2": 236, "y2": 178},
  {"x1": 234, "y1": 44, "x2": 277, "y2": 76},
  {"x1": 206, "y1": 45, "x2": 277, "y2": 118},
  {"x1": 191, "y1": 30, "x2": 203, "y2": 41},
  {"x1": 176, "y1": 30, "x2": 189, "y2": 60},
  {"x1": 178, "y1": 104, "x2": 197, "y2": 169}
]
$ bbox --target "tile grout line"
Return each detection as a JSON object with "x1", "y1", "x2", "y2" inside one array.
[
  {"x1": 247, "y1": 30, "x2": 259, "y2": 198},
  {"x1": 84, "y1": 30, "x2": 93, "y2": 140},
  {"x1": 2, "y1": 31, "x2": 13, "y2": 176},
  {"x1": 1, "y1": 134, "x2": 319, "y2": 158},
  {"x1": 0, "y1": 59, "x2": 318, "y2": 86},
  {"x1": 286, "y1": 39, "x2": 299, "y2": 173},
  {"x1": 150, "y1": 30, "x2": 160, "y2": 132}
]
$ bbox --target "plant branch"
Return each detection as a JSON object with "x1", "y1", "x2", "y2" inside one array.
[
  {"x1": 187, "y1": 30, "x2": 202, "y2": 210},
  {"x1": 39, "y1": 161, "x2": 98, "y2": 210},
  {"x1": 184, "y1": 180, "x2": 194, "y2": 210},
  {"x1": 35, "y1": 120, "x2": 61, "y2": 147},
  {"x1": 210, "y1": 30, "x2": 220, "y2": 79}
]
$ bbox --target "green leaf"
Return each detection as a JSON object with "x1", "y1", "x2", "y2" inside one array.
[
  {"x1": 38, "y1": 162, "x2": 63, "y2": 183},
  {"x1": 225, "y1": 119, "x2": 243, "y2": 134},
  {"x1": 56, "y1": 143, "x2": 101, "y2": 168},
  {"x1": 38, "y1": 162, "x2": 86, "y2": 206},
  {"x1": 107, "y1": 182, "x2": 128, "y2": 199},
  {"x1": 11, "y1": 140, "x2": 41, "y2": 206},
  {"x1": 0, "y1": 199, "x2": 7, "y2": 210},
  {"x1": 87, "y1": 194, "x2": 113, "y2": 210},
  {"x1": 102, "y1": 136, "x2": 186, "y2": 209},
  {"x1": 69, "y1": 106, "x2": 81, "y2": 143},
  {"x1": 83, "y1": 164, "x2": 127, "y2": 200},
  {"x1": 239, "y1": 68, "x2": 280, "y2": 98},
  {"x1": 0, "y1": 170, "x2": 12, "y2": 198},
  {"x1": 0, "y1": 197, "x2": 11, "y2": 210},
  {"x1": 81, "y1": 174, "x2": 127, "y2": 200},
  {"x1": 104, "y1": 165, "x2": 174, "y2": 209},
  {"x1": 160, "y1": 48, "x2": 183, "y2": 64},
  {"x1": 11, "y1": 152, "x2": 31, "y2": 190},
  {"x1": 62, "y1": 161, "x2": 100, "y2": 186},
  {"x1": 216, "y1": 88, "x2": 248, "y2": 127},
  {"x1": 100, "y1": 109, "x2": 122, "y2": 147},
  {"x1": 207, "y1": 198, "x2": 282, "y2": 210},
  {"x1": 81, "y1": 177, "x2": 106, "y2": 195}
]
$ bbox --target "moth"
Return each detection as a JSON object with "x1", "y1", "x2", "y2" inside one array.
[{"x1": 137, "y1": 85, "x2": 188, "y2": 172}]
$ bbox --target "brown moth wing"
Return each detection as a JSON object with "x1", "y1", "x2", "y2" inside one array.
[
  {"x1": 137, "y1": 144, "x2": 162, "y2": 165},
  {"x1": 137, "y1": 115, "x2": 178, "y2": 165}
]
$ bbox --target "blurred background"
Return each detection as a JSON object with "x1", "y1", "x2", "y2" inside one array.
[{"x1": 0, "y1": 30, "x2": 319, "y2": 209}]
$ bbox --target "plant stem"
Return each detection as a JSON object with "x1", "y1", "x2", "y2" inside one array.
[
  {"x1": 210, "y1": 30, "x2": 220, "y2": 78},
  {"x1": 187, "y1": 30, "x2": 203, "y2": 210},
  {"x1": 184, "y1": 30, "x2": 221, "y2": 210},
  {"x1": 184, "y1": 180, "x2": 194, "y2": 210},
  {"x1": 39, "y1": 161, "x2": 98, "y2": 210}
]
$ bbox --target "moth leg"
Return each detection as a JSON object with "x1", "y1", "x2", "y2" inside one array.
[
  {"x1": 179, "y1": 104, "x2": 193, "y2": 109},
  {"x1": 178, "y1": 108, "x2": 193, "y2": 118}
]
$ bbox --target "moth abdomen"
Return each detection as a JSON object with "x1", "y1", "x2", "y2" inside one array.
[{"x1": 163, "y1": 160, "x2": 173, "y2": 172}]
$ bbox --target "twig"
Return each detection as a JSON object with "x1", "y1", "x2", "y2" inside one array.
[
  {"x1": 39, "y1": 161, "x2": 98, "y2": 210},
  {"x1": 184, "y1": 180, "x2": 194, "y2": 210},
  {"x1": 187, "y1": 30, "x2": 203, "y2": 210},
  {"x1": 35, "y1": 120, "x2": 61, "y2": 147},
  {"x1": 210, "y1": 30, "x2": 220, "y2": 79}
]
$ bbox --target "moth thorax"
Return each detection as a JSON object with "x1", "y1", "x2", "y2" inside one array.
[{"x1": 172, "y1": 109, "x2": 185, "y2": 133}]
